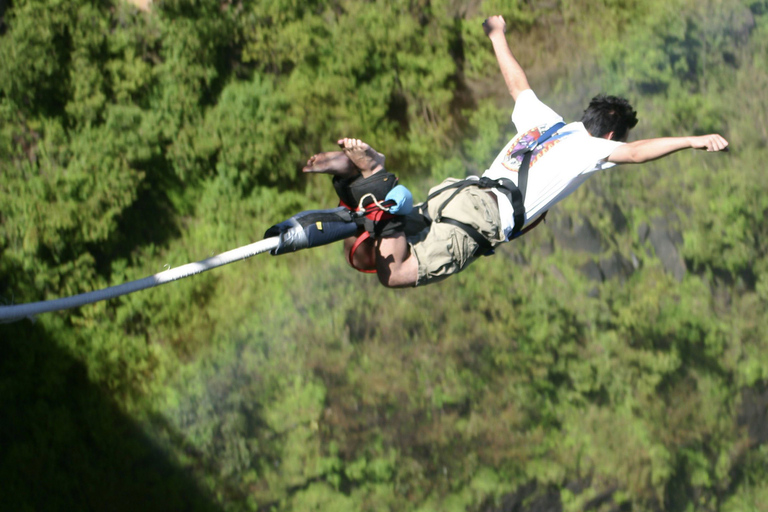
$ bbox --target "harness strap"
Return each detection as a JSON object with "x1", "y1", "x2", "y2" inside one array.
[
  {"x1": 423, "y1": 121, "x2": 565, "y2": 250},
  {"x1": 423, "y1": 177, "x2": 513, "y2": 257},
  {"x1": 507, "y1": 121, "x2": 565, "y2": 237},
  {"x1": 346, "y1": 200, "x2": 397, "y2": 273},
  {"x1": 348, "y1": 231, "x2": 376, "y2": 273},
  {"x1": 439, "y1": 217, "x2": 494, "y2": 256}
]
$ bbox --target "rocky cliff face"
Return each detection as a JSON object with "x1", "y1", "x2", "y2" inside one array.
[{"x1": 541, "y1": 209, "x2": 687, "y2": 284}]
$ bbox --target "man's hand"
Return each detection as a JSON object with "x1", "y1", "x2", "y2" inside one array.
[
  {"x1": 483, "y1": 15, "x2": 506, "y2": 38},
  {"x1": 689, "y1": 134, "x2": 729, "y2": 152}
]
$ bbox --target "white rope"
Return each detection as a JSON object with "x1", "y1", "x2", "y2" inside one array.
[
  {"x1": 357, "y1": 193, "x2": 392, "y2": 213},
  {"x1": 0, "y1": 237, "x2": 280, "y2": 323}
]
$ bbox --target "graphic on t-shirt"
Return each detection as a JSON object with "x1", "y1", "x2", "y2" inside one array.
[{"x1": 501, "y1": 123, "x2": 563, "y2": 172}]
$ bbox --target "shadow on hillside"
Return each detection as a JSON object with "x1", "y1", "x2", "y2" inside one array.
[{"x1": 0, "y1": 320, "x2": 222, "y2": 512}]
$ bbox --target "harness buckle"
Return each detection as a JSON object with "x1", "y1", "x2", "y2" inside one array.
[{"x1": 476, "y1": 176, "x2": 497, "y2": 189}]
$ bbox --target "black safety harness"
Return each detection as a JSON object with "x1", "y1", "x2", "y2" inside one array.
[
  {"x1": 421, "y1": 121, "x2": 566, "y2": 256},
  {"x1": 331, "y1": 171, "x2": 404, "y2": 273}
]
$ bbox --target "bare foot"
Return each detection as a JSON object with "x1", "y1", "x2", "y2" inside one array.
[
  {"x1": 337, "y1": 138, "x2": 385, "y2": 178},
  {"x1": 302, "y1": 151, "x2": 358, "y2": 179}
]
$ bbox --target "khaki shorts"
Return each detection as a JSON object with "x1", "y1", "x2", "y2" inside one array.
[{"x1": 409, "y1": 178, "x2": 505, "y2": 286}]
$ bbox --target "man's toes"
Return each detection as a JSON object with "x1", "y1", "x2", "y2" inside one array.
[
  {"x1": 302, "y1": 153, "x2": 330, "y2": 173},
  {"x1": 340, "y1": 138, "x2": 358, "y2": 153}
]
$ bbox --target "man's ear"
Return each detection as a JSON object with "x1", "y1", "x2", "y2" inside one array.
[{"x1": 602, "y1": 130, "x2": 616, "y2": 141}]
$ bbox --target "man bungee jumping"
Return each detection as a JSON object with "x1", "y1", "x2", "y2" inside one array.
[
  {"x1": 0, "y1": 15, "x2": 732, "y2": 322},
  {"x1": 275, "y1": 15, "x2": 729, "y2": 288}
]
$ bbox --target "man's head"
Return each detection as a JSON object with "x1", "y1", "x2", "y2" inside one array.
[{"x1": 581, "y1": 95, "x2": 638, "y2": 141}]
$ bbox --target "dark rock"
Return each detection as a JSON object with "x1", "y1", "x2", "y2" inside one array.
[
  {"x1": 738, "y1": 385, "x2": 768, "y2": 445},
  {"x1": 581, "y1": 260, "x2": 604, "y2": 283},
  {"x1": 551, "y1": 216, "x2": 603, "y2": 254},
  {"x1": 550, "y1": 215, "x2": 636, "y2": 283},
  {"x1": 608, "y1": 204, "x2": 628, "y2": 233},
  {"x1": 600, "y1": 251, "x2": 635, "y2": 282},
  {"x1": 649, "y1": 216, "x2": 686, "y2": 282},
  {"x1": 637, "y1": 222, "x2": 650, "y2": 243},
  {"x1": 583, "y1": 486, "x2": 619, "y2": 511},
  {"x1": 490, "y1": 481, "x2": 562, "y2": 512}
]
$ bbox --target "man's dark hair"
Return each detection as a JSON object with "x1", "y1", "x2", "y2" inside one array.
[{"x1": 581, "y1": 95, "x2": 638, "y2": 141}]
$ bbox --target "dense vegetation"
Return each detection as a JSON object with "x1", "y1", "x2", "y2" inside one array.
[{"x1": 2, "y1": 0, "x2": 768, "y2": 510}]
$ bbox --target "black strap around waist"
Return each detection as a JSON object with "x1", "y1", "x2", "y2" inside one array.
[
  {"x1": 420, "y1": 121, "x2": 565, "y2": 254},
  {"x1": 439, "y1": 217, "x2": 495, "y2": 256}
]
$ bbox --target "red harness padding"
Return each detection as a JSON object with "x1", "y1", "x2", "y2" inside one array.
[{"x1": 340, "y1": 200, "x2": 396, "y2": 273}]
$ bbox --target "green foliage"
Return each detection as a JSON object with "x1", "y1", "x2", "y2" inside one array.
[
  {"x1": 2, "y1": 0, "x2": 768, "y2": 511},
  {"x1": 722, "y1": 446, "x2": 768, "y2": 512},
  {"x1": 197, "y1": 75, "x2": 304, "y2": 191}
]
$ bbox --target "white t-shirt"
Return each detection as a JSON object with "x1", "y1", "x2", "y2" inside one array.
[{"x1": 482, "y1": 89, "x2": 624, "y2": 240}]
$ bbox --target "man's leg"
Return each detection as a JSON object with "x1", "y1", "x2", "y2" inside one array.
[
  {"x1": 303, "y1": 150, "x2": 369, "y2": 268},
  {"x1": 303, "y1": 139, "x2": 417, "y2": 285},
  {"x1": 303, "y1": 142, "x2": 387, "y2": 273},
  {"x1": 335, "y1": 139, "x2": 418, "y2": 286}
]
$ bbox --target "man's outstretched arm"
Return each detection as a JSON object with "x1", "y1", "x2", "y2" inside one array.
[
  {"x1": 607, "y1": 134, "x2": 729, "y2": 164},
  {"x1": 484, "y1": 15, "x2": 531, "y2": 101}
]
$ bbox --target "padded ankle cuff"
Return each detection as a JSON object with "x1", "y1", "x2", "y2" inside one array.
[{"x1": 333, "y1": 171, "x2": 398, "y2": 209}]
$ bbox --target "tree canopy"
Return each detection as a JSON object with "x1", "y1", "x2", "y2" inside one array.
[{"x1": 2, "y1": 0, "x2": 768, "y2": 510}]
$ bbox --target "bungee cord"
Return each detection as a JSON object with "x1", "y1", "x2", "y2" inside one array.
[
  {"x1": 0, "y1": 237, "x2": 280, "y2": 323},
  {"x1": 0, "y1": 197, "x2": 397, "y2": 324}
]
